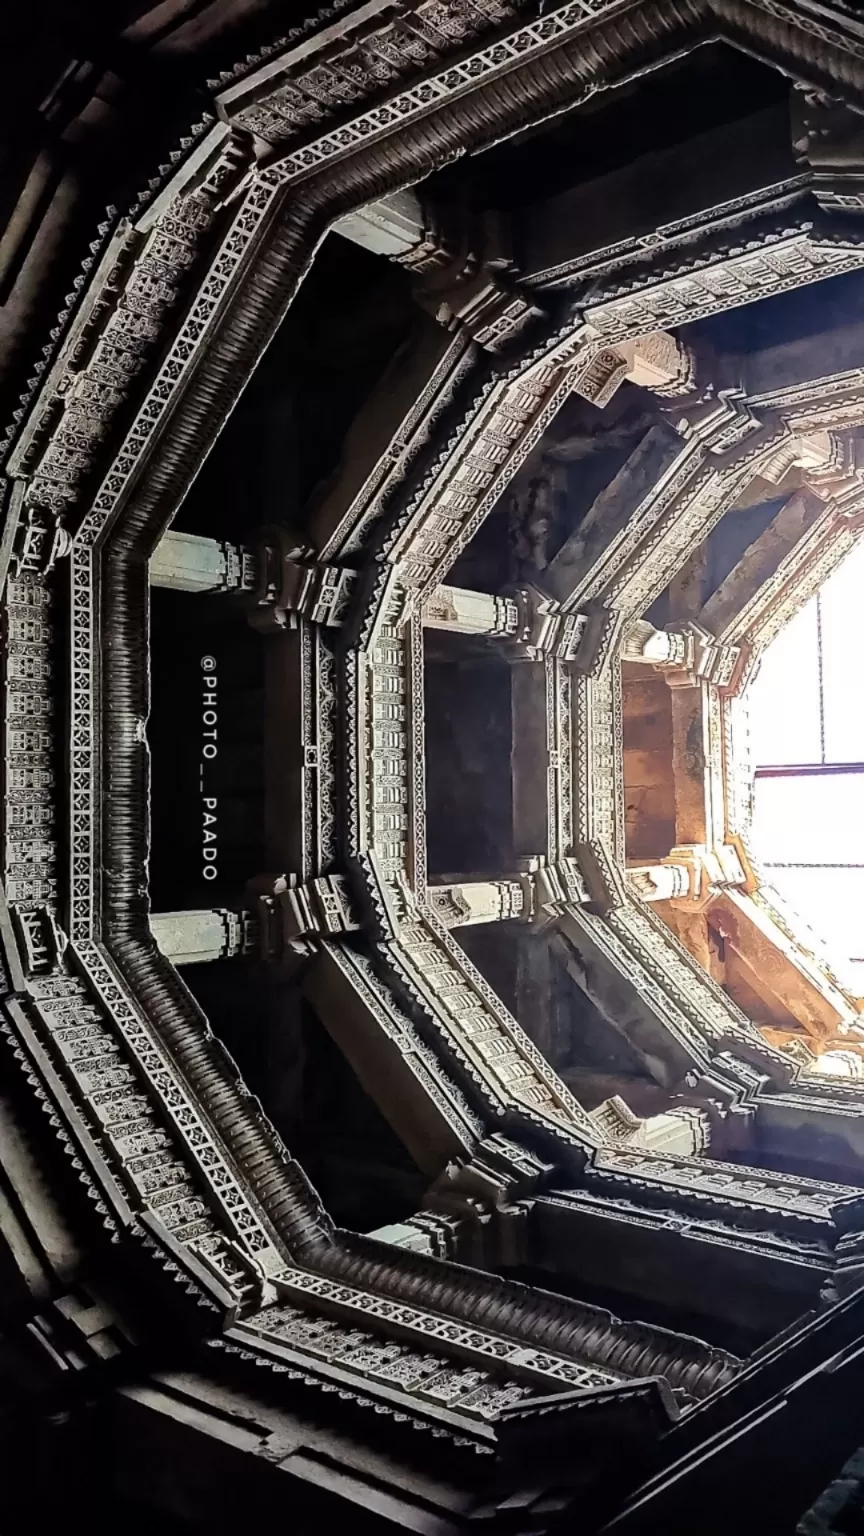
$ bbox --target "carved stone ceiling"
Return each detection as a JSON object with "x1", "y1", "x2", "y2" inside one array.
[{"x1": 10, "y1": 0, "x2": 864, "y2": 1483}]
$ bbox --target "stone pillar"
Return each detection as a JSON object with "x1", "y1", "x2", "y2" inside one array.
[
  {"x1": 150, "y1": 909, "x2": 257, "y2": 966},
  {"x1": 149, "y1": 531, "x2": 256, "y2": 594}
]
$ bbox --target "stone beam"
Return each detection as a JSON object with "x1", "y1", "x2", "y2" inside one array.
[
  {"x1": 303, "y1": 940, "x2": 479, "y2": 1176},
  {"x1": 307, "y1": 316, "x2": 469, "y2": 560},
  {"x1": 541, "y1": 425, "x2": 685, "y2": 608},
  {"x1": 699, "y1": 488, "x2": 826, "y2": 640},
  {"x1": 626, "y1": 864, "x2": 691, "y2": 903},
  {"x1": 712, "y1": 891, "x2": 859, "y2": 1044},
  {"x1": 670, "y1": 682, "x2": 725, "y2": 849},
  {"x1": 150, "y1": 909, "x2": 257, "y2": 966},
  {"x1": 333, "y1": 190, "x2": 424, "y2": 259},
  {"x1": 149, "y1": 530, "x2": 255, "y2": 594},
  {"x1": 422, "y1": 584, "x2": 519, "y2": 639},
  {"x1": 519, "y1": 105, "x2": 797, "y2": 287}
]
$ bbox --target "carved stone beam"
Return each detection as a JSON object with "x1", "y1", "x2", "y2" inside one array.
[
  {"x1": 712, "y1": 890, "x2": 859, "y2": 1044},
  {"x1": 427, "y1": 877, "x2": 531, "y2": 928},
  {"x1": 427, "y1": 858, "x2": 588, "y2": 927},
  {"x1": 333, "y1": 189, "x2": 424, "y2": 259},
  {"x1": 9, "y1": 503, "x2": 71, "y2": 581},
  {"x1": 150, "y1": 908, "x2": 258, "y2": 966},
  {"x1": 668, "y1": 677, "x2": 728, "y2": 853},
  {"x1": 572, "y1": 841, "x2": 629, "y2": 916},
  {"x1": 246, "y1": 871, "x2": 359, "y2": 960},
  {"x1": 623, "y1": 618, "x2": 744, "y2": 692},
  {"x1": 542, "y1": 424, "x2": 686, "y2": 608},
  {"x1": 246, "y1": 526, "x2": 356, "y2": 633}
]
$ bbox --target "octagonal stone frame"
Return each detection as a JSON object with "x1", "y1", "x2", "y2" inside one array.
[{"x1": 7, "y1": 0, "x2": 864, "y2": 1450}]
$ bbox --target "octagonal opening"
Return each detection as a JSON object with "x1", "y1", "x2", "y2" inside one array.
[{"x1": 745, "y1": 537, "x2": 864, "y2": 998}]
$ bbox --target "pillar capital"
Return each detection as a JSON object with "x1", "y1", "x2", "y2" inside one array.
[{"x1": 623, "y1": 618, "x2": 745, "y2": 692}]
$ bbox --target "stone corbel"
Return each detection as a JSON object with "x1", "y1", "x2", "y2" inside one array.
[
  {"x1": 427, "y1": 857, "x2": 587, "y2": 928},
  {"x1": 589, "y1": 1096, "x2": 711, "y2": 1156},
  {"x1": 149, "y1": 529, "x2": 257, "y2": 594},
  {"x1": 398, "y1": 204, "x2": 546, "y2": 352},
  {"x1": 247, "y1": 871, "x2": 359, "y2": 959},
  {"x1": 10, "y1": 904, "x2": 67, "y2": 976},
  {"x1": 150, "y1": 908, "x2": 258, "y2": 967},
  {"x1": 509, "y1": 588, "x2": 587, "y2": 661},
  {"x1": 572, "y1": 605, "x2": 628, "y2": 675},
  {"x1": 416, "y1": 1133, "x2": 555, "y2": 1268},
  {"x1": 570, "y1": 329, "x2": 697, "y2": 410},
  {"x1": 573, "y1": 840, "x2": 629, "y2": 916},
  {"x1": 247, "y1": 526, "x2": 356, "y2": 633},
  {"x1": 658, "y1": 842, "x2": 748, "y2": 911},
  {"x1": 623, "y1": 618, "x2": 744, "y2": 693}
]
